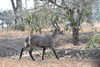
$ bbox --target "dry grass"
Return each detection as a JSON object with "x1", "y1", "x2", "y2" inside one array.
[
  {"x1": 0, "y1": 57, "x2": 99, "y2": 67},
  {"x1": 0, "y1": 30, "x2": 30, "y2": 38}
]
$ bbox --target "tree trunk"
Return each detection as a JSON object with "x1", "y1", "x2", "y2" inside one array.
[
  {"x1": 1, "y1": 22, "x2": 4, "y2": 28},
  {"x1": 11, "y1": 0, "x2": 23, "y2": 29},
  {"x1": 72, "y1": 26, "x2": 79, "y2": 45},
  {"x1": 16, "y1": 0, "x2": 22, "y2": 12}
]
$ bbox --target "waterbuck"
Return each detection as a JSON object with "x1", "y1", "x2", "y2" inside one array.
[{"x1": 19, "y1": 23, "x2": 63, "y2": 61}]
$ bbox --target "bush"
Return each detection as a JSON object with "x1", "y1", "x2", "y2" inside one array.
[
  {"x1": 86, "y1": 33, "x2": 100, "y2": 49},
  {"x1": 17, "y1": 22, "x2": 25, "y2": 31},
  {"x1": 46, "y1": 52, "x2": 55, "y2": 59}
]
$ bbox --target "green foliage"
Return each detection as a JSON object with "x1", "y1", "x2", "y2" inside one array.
[
  {"x1": 64, "y1": 24, "x2": 71, "y2": 31},
  {"x1": 0, "y1": 10, "x2": 14, "y2": 27},
  {"x1": 24, "y1": 7, "x2": 62, "y2": 34},
  {"x1": 86, "y1": 34, "x2": 100, "y2": 49},
  {"x1": 0, "y1": 10, "x2": 14, "y2": 19},
  {"x1": 17, "y1": 22, "x2": 25, "y2": 31},
  {"x1": 25, "y1": 15, "x2": 32, "y2": 24},
  {"x1": 24, "y1": 14, "x2": 45, "y2": 34}
]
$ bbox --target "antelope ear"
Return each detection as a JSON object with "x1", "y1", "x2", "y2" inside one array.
[{"x1": 57, "y1": 27, "x2": 60, "y2": 31}]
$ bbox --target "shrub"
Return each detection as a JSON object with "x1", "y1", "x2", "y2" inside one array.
[
  {"x1": 17, "y1": 22, "x2": 25, "y2": 31},
  {"x1": 86, "y1": 33, "x2": 100, "y2": 49},
  {"x1": 46, "y1": 52, "x2": 55, "y2": 59}
]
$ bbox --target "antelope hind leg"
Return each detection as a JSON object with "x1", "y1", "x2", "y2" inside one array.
[
  {"x1": 29, "y1": 48, "x2": 35, "y2": 61},
  {"x1": 19, "y1": 46, "x2": 29, "y2": 60}
]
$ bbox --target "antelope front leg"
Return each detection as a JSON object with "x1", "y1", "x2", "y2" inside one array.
[
  {"x1": 51, "y1": 47, "x2": 59, "y2": 59},
  {"x1": 42, "y1": 47, "x2": 46, "y2": 60}
]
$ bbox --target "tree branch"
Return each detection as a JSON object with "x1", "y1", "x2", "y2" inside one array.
[
  {"x1": 11, "y1": 0, "x2": 16, "y2": 13},
  {"x1": 34, "y1": 2, "x2": 47, "y2": 9},
  {"x1": 75, "y1": 9, "x2": 83, "y2": 24}
]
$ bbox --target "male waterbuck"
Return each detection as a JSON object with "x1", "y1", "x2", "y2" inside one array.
[{"x1": 19, "y1": 23, "x2": 63, "y2": 61}]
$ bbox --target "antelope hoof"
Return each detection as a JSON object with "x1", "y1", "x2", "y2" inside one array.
[
  {"x1": 57, "y1": 57, "x2": 59, "y2": 60},
  {"x1": 32, "y1": 59, "x2": 35, "y2": 61},
  {"x1": 42, "y1": 58, "x2": 44, "y2": 60}
]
